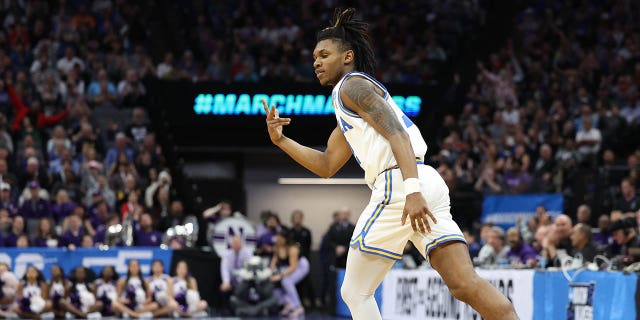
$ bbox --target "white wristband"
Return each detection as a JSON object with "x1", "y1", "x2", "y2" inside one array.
[{"x1": 404, "y1": 178, "x2": 421, "y2": 195}]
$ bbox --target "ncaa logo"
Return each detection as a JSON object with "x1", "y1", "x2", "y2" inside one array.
[{"x1": 207, "y1": 216, "x2": 257, "y2": 256}]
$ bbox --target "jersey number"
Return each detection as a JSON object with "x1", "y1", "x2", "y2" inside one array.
[{"x1": 340, "y1": 117, "x2": 353, "y2": 133}]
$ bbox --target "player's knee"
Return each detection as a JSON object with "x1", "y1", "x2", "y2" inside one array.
[
  {"x1": 340, "y1": 282, "x2": 359, "y2": 307},
  {"x1": 448, "y1": 274, "x2": 481, "y2": 303}
]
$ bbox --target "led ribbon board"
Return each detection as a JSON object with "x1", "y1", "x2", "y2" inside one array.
[{"x1": 193, "y1": 93, "x2": 422, "y2": 117}]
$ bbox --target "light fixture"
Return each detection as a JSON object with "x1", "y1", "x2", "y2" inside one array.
[{"x1": 277, "y1": 178, "x2": 366, "y2": 185}]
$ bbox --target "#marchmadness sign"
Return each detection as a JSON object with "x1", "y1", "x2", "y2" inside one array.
[{"x1": 193, "y1": 93, "x2": 422, "y2": 117}]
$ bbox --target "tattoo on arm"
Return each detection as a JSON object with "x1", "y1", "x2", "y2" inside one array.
[{"x1": 342, "y1": 78, "x2": 404, "y2": 134}]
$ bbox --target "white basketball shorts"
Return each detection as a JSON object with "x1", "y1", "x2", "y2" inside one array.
[{"x1": 350, "y1": 164, "x2": 466, "y2": 260}]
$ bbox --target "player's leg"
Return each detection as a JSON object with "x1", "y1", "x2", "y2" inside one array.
[
  {"x1": 429, "y1": 241, "x2": 518, "y2": 320},
  {"x1": 340, "y1": 248, "x2": 395, "y2": 320}
]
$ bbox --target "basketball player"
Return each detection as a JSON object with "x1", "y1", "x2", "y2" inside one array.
[{"x1": 262, "y1": 8, "x2": 518, "y2": 320}]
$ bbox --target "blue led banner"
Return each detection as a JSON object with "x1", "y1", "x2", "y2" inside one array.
[{"x1": 0, "y1": 247, "x2": 173, "y2": 280}]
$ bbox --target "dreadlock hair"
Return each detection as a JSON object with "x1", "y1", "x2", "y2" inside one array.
[{"x1": 317, "y1": 8, "x2": 376, "y2": 75}]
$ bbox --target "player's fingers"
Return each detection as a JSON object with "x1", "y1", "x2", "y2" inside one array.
[
  {"x1": 267, "y1": 118, "x2": 291, "y2": 126},
  {"x1": 425, "y1": 208, "x2": 438, "y2": 224},
  {"x1": 272, "y1": 106, "x2": 279, "y2": 119},
  {"x1": 410, "y1": 216, "x2": 417, "y2": 232},
  {"x1": 415, "y1": 216, "x2": 426, "y2": 234},
  {"x1": 401, "y1": 210, "x2": 408, "y2": 226},
  {"x1": 422, "y1": 214, "x2": 432, "y2": 233},
  {"x1": 261, "y1": 99, "x2": 271, "y2": 118}
]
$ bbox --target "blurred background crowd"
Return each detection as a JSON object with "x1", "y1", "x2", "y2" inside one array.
[{"x1": 0, "y1": 0, "x2": 639, "y2": 318}]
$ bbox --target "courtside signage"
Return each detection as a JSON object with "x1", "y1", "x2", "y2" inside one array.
[{"x1": 193, "y1": 93, "x2": 422, "y2": 116}]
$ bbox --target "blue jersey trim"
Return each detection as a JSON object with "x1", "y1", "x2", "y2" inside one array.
[
  {"x1": 335, "y1": 71, "x2": 390, "y2": 118},
  {"x1": 425, "y1": 234, "x2": 467, "y2": 256},
  {"x1": 349, "y1": 170, "x2": 404, "y2": 260}
]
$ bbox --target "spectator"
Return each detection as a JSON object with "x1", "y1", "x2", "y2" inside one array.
[
  {"x1": 531, "y1": 144, "x2": 556, "y2": 193},
  {"x1": 3, "y1": 215, "x2": 25, "y2": 247},
  {"x1": 541, "y1": 215, "x2": 574, "y2": 267},
  {"x1": 288, "y1": 210, "x2": 311, "y2": 258},
  {"x1": 145, "y1": 170, "x2": 170, "y2": 209},
  {"x1": 56, "y1": 47, "x2": 85, "y2": 76},
  {"x1": 59, "y1": 214, "x2": 85, "y2": 249},
  {"x1": 288, "y1": 209, "x2": 315, "y2": 308},
  {"x1": 19, "y1": 157, "x2": 48, "y2": 191},
  {"x1": 104, "y1": 132, "x2": 134, "y2": 171},
  {"x1": 463, "y1": 228, "x2": 481, "y2": 259},
  {"x1": 614, "y1": 178, "x2": 639, "y2": 213},
  {"x1": 86, "y1": 174, "x2": 116, "y2": 210},
  {"x1": 326, "y1": 207, "x2": 355, "y2": 268},
  {"x1": 474, "y1": 167, "x2": 503, "y2": 194},
  {"x1": 51, "y1": 189, "x2": 77, "y2": 225},
  {"x1": 157, "y1": 200, "x2": 193, "y2": 233},
  {"x1": 88, "y1": 200, "x2": 110, "y2": 233},
  {"x1": 0, "y1": 182, "x2": 18, "y2": 217},
  {"x1": 570, "y1": 223, "x2": 598, "y2": 263},
  {"x1": 502, "y1": 159, "x2": 532, "y2": 194},
  {"x1": 220, "y1": 236, "x2": 253, "y2": 298},
  {"x1": 32, "y1": 217, "x2": 58, "y2": 248},
  {"x1": 125, "y1": 107, "x2": 150, "y2": 147},
  {"x1": 255, "y1": 213, "x2": 285, "y2": 258},
  {"x1": 475, "y1": 226, "x2": 510, "y2": 266},
  {"x1": 81, "y1": 234, "x2": 95, "y2": 248},
  {"x1": 506, "y1": 227, "x2": 537, "y2": 268},
  {"x1": 269, "y1": 230, "x2": 309, "y2": 318},
  {"x1": 134, "y1": 213, "x2": 162, "y2": 247},
  {"x1": 576, "y1": 117, "x2": 602, "y2": 162},
  {"x1": 0, "y1": 208, "x2": 12, "y2": 234},
  {"x1": 117, "y1": 69, "x2": 146, "y2": 107},
  {"x1": 156, "y1": 52, "x2": 175, "y2": 79},
  {"x1": 609, "y1": 218, "x2": 640, "y2": 257},
  {"x1": 0, "y1": 160, "x2": 18, "y2": 192},
  {"x1": 93, "y1": 214, "x2": 120, "y2": 246},
  {"x1": 46, "y1": 125, "x2": 72, "y2": 159},
  {"x1": 120, "y1": 191, "x2": 142, "y2": 221},
  {"x1": 19, "y1": 181, "x2": 51, "y2": 232},
  {"x1": 592, "y1": 214, "x2": 612, "y2": 248},
  {"x1": 575, "y1": 204, "x2": 591, "y2": 226}
]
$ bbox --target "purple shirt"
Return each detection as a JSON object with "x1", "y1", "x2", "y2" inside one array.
[
  {"x1": 33, "y1": 236, "x2": 50, "y2": 247},
  {"x1": 0, "y1": 200, "x2": 19, "y2": 217},
  {"x1": 60, "y1": 230, "x2": 83, "y2": 247},
  {"x1": 592, "y1": 232, "x2": 611, "y2": 247},
  {"x1": 134, "y1": 229, "x2": 163, "y2": 247},
  {"x1": 51, "y1": 202, "x2": 77, "y2": 224},
  {"x1": 3, "y1": 232, "x2": 22, "y2": 247},
  {"x1": 19, "y1": 199, "x2": 52, "y2": 219},
  {"x1": 507, "y1": 243, "x2": 538, "y2": 264}
]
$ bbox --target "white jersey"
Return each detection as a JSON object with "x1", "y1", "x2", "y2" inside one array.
[
  {"x1": 332, "y1": 71, "x2": 428, "y2": 187},
  {"x1": 147, "y1": 274, "x2": 169, "y2": 295},
  {"x1": 22, "y1": 282, "x2": 42, "y2": 298},
  {"x1": 95, "y1": 278, "x2": 117, "y2": 302},
  {"x1": 50, "y1": 280, "x2": 65, "y2": 298}
]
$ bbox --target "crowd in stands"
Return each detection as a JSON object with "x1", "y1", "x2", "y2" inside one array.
[
  {"x1": 148, "y1": 0, "x2": 485, "y2": 85},
  {"x1": 425, "y1": 1, "x2": 640, "y2": 271},
  {"x1": 434, "y1": 1, "x2": 640, "y2": 203}
]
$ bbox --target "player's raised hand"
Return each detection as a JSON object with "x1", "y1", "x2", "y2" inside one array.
[{"x1": 262, "y1": 99, "x2": 291, "y2": 144}]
